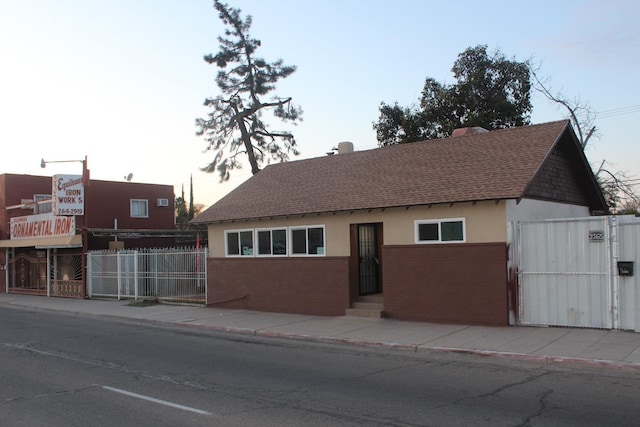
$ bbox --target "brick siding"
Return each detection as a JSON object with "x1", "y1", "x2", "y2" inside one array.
[
  {"x1": 207, "y1": 257, "x2": 350, "y2": 316},
  {"x1": 382, "y1": 243, "x2": 508, "y2": 325}
]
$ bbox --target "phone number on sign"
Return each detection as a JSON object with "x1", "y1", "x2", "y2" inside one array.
[{"x1": 57, "y1": 209, "x2": 84, "y2": 215}]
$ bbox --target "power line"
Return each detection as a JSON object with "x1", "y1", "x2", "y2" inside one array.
[{"x1": 594, "y1": 105, "x2": 640, "y2": 119}]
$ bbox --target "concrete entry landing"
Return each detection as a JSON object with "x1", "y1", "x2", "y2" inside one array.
[{"x1": 346, "y1": 294, "x2": 384, "y2": 318}]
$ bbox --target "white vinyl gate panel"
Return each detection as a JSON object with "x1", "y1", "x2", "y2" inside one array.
[
  {"x1": 518, "y1": 218, "x2": 612, "y2": 329},
  {"x1": 618, "y1": 222, "x2": 640, "y2": 332}
]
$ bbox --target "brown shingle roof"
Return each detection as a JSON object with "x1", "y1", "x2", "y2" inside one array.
[{"x1": 195, "y1": 120, "x2": 593, "y2": 223}]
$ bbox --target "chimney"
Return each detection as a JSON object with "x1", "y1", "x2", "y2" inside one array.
[
  {"x1": 451, "y1": 127, "x2": 488, "y2": 137},
  {"x1": 337, "y1": 141, "x2": 354, "y2": 154}
]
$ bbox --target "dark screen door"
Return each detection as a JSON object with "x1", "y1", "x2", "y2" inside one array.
[{"x1": 358, "y1": 224, "x2": 380, "y2": 295}]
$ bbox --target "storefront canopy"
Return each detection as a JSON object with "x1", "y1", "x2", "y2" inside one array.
[{"x1": 0, "y1": 235, "x2": 82, "y2": 249}]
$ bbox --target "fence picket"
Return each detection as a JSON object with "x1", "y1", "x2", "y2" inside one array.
[{"x1": 87, "y1": 247, "x2": 207, "y2": 304}]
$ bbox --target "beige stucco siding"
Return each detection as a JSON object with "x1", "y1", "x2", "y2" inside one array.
[{"x1": 207, "y1": 201, "x2": 507, "y2": 257}]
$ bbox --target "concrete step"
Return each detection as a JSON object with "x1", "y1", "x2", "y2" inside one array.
[
  {"x1": 345, "y1": 298, "x2": 384, "y2": 318},
  {"x1": 358, "y1": 294, "x2": 383, "y2": 304},
  {"x1": 345, "y1": 307, "x2": 384, "y2": 318},
  {"x1": 351, "y1": 302, "x2": 383, "y2": 310}
]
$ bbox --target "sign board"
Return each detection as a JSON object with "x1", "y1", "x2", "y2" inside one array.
[
  {"x1": 52, "y1": 174, "x2": 85, "y2": 215},
  {"x1": 10, "y1": 213, "x2": 75, "y2": 240}
]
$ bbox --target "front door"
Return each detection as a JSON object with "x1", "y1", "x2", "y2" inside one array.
[
  {"x1": 358, "y1": 224, "x2": 382, "y2": 295},
  {"x1": 8, "y1": 250, "x2": 48, "y2": 295}
]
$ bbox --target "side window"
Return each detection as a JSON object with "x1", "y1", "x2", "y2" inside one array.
[
  {"x1": 130, "y1": 199, "x2": 149, "y2": 218},
  {"x1": 257, "y1": 228, "x2": 287, "y2": 256},
  {"x1": 290, "y1": 226, "x2": 325, "y2": 256},
  {"x1": 226, "y1": 230, "x2": 254, "y2": 256},
  {"x1": 225, "y1": 226, "x2": 325, "y2": 257},
  {"x1": 415, "y1": 218, "x2": 465, "y2": 243},
  {"x1": 33, "y1": 194, "x2": 52, "y2": 214}
]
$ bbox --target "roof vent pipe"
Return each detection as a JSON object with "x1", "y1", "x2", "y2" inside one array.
[{"x1": 337, "y1": 141, "x2": 354, "y2": 154}]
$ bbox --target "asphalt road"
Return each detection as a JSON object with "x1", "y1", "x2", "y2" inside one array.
[{"x1": 1, "y1": 306, "x2": 640, "y2": 426}]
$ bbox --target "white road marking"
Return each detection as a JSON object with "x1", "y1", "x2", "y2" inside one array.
[{"x1": 102, "y1": 386, "x2": 212, "y2": 416}]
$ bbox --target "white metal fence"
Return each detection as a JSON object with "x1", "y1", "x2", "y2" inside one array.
[
  {"x1": 618, "y1": 221, "x2": 640, "y2": 331},
  {"x1": 514, "y1": 216, "x2": 640, "y2": 331},
  {"x1": 87, "y1": 247, "x2": 207, "y2": 304}
]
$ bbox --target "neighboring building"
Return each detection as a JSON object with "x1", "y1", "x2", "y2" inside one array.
[
  {"x1": 193, "y1": 120, "x2": 607, "y2": 326},
  {"x1": 0, "y1": 174, "x2": 180, "y2": 298}
]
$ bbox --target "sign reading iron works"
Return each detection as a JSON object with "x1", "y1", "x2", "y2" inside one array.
[
  {"x1": 52, "y1": 174, "x2": 85, "y2": 215},
  {"x1": 10, "y1": 213, "x2": 76, "y2": 240}
]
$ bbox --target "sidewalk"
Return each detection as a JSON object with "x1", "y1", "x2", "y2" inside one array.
[{"x1": 2, "y1": 293, "x2": 640, "y2": 371}]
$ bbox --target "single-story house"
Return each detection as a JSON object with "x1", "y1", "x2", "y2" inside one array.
[{"x1": 193, "y1": 120, "x2": 607, "y2": 325}]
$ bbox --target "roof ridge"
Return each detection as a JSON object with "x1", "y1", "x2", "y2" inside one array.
[{"x1": 194, "y1": 119, "x2": 586, "y2": 223}]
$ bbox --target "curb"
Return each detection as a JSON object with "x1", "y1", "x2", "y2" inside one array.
[
  {"x1": 187, "y1": 323, "x2": 640, "y2": 372},
  {"x1": 4, "y1": 300, "x2": 640, "y2": 372},
  {"x1": 420, "y1": 346, "x2": 640, "y2": 372}
]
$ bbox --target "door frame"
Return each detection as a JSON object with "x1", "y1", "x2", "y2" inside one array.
[{"x1": 349, "y1": 223, "x2": 383, "y2": 300}]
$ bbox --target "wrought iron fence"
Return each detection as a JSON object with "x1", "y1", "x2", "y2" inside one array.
[{"x1": 87, "y1": 247, "x2": 207, "y2": 304}]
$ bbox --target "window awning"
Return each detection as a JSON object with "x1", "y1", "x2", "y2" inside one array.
[{"x1": 0, "y1": 235, "x2": 82, "y2": 249}]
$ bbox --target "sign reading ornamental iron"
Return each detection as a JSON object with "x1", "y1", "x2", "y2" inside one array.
[
  {"x1": 10, "y1": 213, "x2": 75, "y2": 240},
  {"x1": 588, "y1": 230, "x2": 605, "y2": 242}
]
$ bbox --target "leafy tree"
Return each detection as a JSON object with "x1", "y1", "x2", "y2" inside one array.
[
  {"x1": 176, "y1": 179, "x2": 205, "y2": 230},
  {"x1": 196, "y1": 0, "x2": 303, "y2": 181},
  {"x1": 176, "y1": 185, "x2": 189, "y2": 229},
  {"x1": 374, "y1": 45, "x2": 531, "y2": 146},
  {"x1": 188, "y1": 174, "x2": 195, "y2": 220}
]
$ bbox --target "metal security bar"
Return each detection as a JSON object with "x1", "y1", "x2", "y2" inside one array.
[{"x1": 87, "y1": 247, "x2": 207, "y2": 304}]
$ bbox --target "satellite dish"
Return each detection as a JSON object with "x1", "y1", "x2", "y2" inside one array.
[{"x1": 124, "y1": 173, "x2": 133, "y2": 182}]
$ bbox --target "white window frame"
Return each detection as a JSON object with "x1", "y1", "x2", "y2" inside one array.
[
  {"x1": 130, "y1": 199, "x2": 149, "y2": 218},
  {"x1": 414, "y1": 218, "x2": 466, "y2": 244},
  {"x1": 225, "y1": 229, "x2": 255, "y2": 257},
  {"x1": 33, "y1": 194, "x2": 52, "y2": 214},
  {"x1": 256, "y1": 227, "x2": 288, "y2": 257},
  {"x1": 289, "y1": 225, "x2": 326, "y2": 256}
]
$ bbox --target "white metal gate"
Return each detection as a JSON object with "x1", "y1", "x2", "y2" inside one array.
[
  {"x1": 618, "y1": 221, "x2": 640, "y2": 331},
  {"x1": 515, "y1": 216, "x2": 640, "y2": 331},
  {"x1": 87, "y1": 247, "x2": 207, "y2": 304}
]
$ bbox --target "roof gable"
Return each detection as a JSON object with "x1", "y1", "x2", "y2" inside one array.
[
  {"x1": 195, "y1": 120, "x2": 606, "y2": 223},
  {"x1": 523, "y1": 125, "x2": 607, "y2": 211}
]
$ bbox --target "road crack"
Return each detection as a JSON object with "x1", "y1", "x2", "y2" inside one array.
[
  {"x1": 517, "y1": 388, "x2": 554, "y2": 427},
  {"x1": 2, "y1": 384, "x2": 101, "y2": 404}
]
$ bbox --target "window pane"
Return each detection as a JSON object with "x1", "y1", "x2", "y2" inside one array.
[
  {"x1": 441, "y1": 221, "x2": 463, "y2": 241},
  {"x1": 227, "y1": 232, "x2": 239, "y2": 255},
  {"x1": 272, "y1": 229, "x2": 287, "y2": 255},
  {"x1": 258, "y1": 230, "x2": 271, "y2": 255},
  {"x1": 240, "y1": 231, "x2": 253, "y2": 255},
  {"x1": 308, "y1": 227, "x2": 324, "y2": 255},
  {"x1": 34, "y1": 194, "x2": 52, "y2": 214},
  {"x1": 291, "y1": 229, "x2": 307, "y2": 254},
  {"x1": 418, "y1": 223, "x2": 439, "y2": 241},
  {"x1": 131, "y1": 200, "x2": 148, "y2": 217}
]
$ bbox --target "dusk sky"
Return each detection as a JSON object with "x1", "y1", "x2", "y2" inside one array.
[{"x1": 1, "y1": 0, "x2": 639, "y2": 207}]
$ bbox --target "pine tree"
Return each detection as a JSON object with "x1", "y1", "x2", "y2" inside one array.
[{"x1": 196, "y1": 1, "x2": 303, "y2": 181}]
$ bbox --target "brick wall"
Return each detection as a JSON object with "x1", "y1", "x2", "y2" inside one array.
[
  {"x1": 207, "y1": 257, "x2": 350, "y2": 316},
  {"x1": 383, "y1": 243, "x2": 508, "y2": 325}
]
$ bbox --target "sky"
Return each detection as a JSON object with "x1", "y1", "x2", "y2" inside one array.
[{"x1": 1, "y1": 0, "x2": 639, "y2": 208}]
